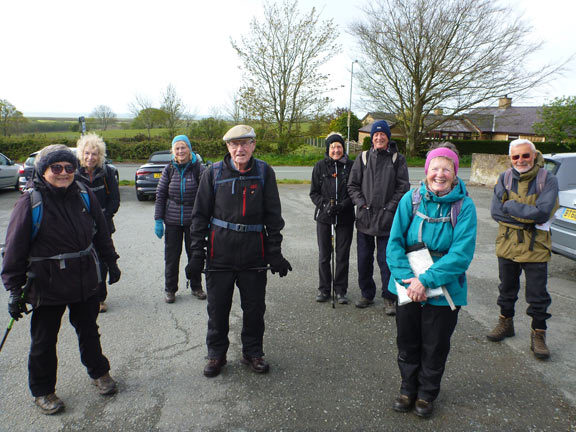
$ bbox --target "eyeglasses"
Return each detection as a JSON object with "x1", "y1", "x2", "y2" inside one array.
[
  {"x1": 227, "y1": 140, "x2": 253, "y2": 149},
  {"x1": 511, "y1": 153, "x2": 532, "y2": 161},
  {"x1": 49, "y1": 164, "x2": 75, "y2": 174}
]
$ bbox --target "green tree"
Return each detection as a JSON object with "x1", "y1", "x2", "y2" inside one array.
[
  {"x1": 231, "y1": 0, "x2": 340, "y2": 153},
  {"x1": 0, "y1": 99, "x2": 26, "y2": 136},
  {"x1": 533, "y1": 96, "x2": 576, "y2": 147},
  {"x1": 189, "y1": 117, "x2": 229, "y2": 140},
  {"x1": 329, "y1": 111, "x2": 362, "y2": 141},
  {"x1": 131, "y1": 108, "x2": 168, "y2": 131},
  {"x1": 351, "y1": 0, "x2": 569, "y2": 156}
]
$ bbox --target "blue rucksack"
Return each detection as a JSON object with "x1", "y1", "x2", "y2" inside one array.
[
  {"x1": 29, "y1": 181, "x2": 91, "y2": 241},
  {"x1": 212, "y1": 158, "x2": 267, "y2": 194}
]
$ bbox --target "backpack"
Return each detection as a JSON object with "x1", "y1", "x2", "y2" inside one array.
[
  {"x1": 411, "y1": 187, "x2": 465, "y2": 229},
  {"x1": 29, "y1": 181, "x2": 91, "y2": 241},
  {"x1": 165, "y1": 160, "x2": 200, "y2": 186},
  {"x1": 503, "y1": 166, "x2": 547, "y2": 195},
  {"x1": 361, "y1": 150, "x2": 398, "y2": 166},
  {"x1": 212, "y1": 158, "x2": 266, "y2": 194}
]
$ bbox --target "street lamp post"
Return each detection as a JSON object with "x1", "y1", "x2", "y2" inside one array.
[{"x1": 347, "y1": 60, "x2": 358, "y2": 155}]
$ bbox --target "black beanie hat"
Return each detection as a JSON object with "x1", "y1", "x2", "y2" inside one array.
[
  {"x1": 35, "y1": 146, "x2": 78, "y2": 176},
  {"x1": 325, "y1": 134, "x2": 345, "y2": 154}
]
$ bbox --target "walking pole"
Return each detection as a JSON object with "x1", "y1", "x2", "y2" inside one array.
[{"x1": 331, "y1": 162, "x2": 339, "y2": 309}]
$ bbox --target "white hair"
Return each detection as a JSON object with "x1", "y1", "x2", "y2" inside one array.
[{"x1": 509, "y1": 138, "x2": 536, "y2": 155}]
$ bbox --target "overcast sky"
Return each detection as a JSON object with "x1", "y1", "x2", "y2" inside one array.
[{"x1": 2, "y1": 0, "x2": 575, "y2": 118}]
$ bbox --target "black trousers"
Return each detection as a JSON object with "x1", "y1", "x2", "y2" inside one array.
[
  {"x1": 206, "y1": 269, "x2": 267, "y2": 359},
  {"x1": 356, "y1": 231, "x2": 397, "y2": 301},
  {"x1": 316, "y1": 221, "x2": 353, "y2": 296},
  {"x1": 28, "y1": 297, "x2": 110, "y2": 397},
  {"x1": 396, "y1": 302, "x2": 459, "y2": 402},
  {"x1": 165, "y1": 224, "x2": 202, "y2": 293},
  {"x1": 497, "y1": 257, "x2": 551, "y2": 329}
]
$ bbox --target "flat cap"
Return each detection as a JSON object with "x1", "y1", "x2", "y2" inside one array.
[{"x1": 223, "y1": 125, "x2": 256, "y2": 142}]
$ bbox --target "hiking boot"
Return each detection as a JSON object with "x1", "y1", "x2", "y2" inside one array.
[
  {"x1": 414, "y1": 399, "x2": 433, "y2": 418},
  {"x1": 165, "y1": 291, "x2": 176, "y2": 304},
  {"x1": 204, "y1": 358, "x2": 227, "y2": 378},
  {"x1": 355, "y1": 297, "x2": 374, "y2": 308},
  {"x1": 99, "y1": 302, "x2": 108, "y2": 313},
  {"x1": 191, "y1": 287, "x2": 207, "y2": 300},
  {"x1": 316, "y1": 292, "x2": 330, "y2": 302},
  {"x1": 531, "y1": 329, "x2": 550, "y2": 360},
  {"x1": 486, "y1": 315, "x2": 515, "y2": 342},
  {"x1": 384, "y1": 299, "x2": 397, "y2": 316},
  {"x1": 241, "y1": 355, "x2": 270, "y2": 374},
  {"x1": 92, "y1": 372, "x2": 117, "y2": 395},
  {"x1": 337, "y1": 294, "x2": 349, "y2": 305},
  {"x1": 34, "y1": 393, "x2": 65, "y2": 415},
  {"x1": 393, "y1": 394, "x2": 415, "y2": 413}
]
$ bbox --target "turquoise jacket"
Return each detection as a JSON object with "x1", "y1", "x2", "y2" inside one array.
[{"x1": 386, "y1": 179, "x2": 477, "y2": 306}]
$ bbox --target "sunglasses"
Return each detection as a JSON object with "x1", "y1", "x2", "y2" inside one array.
[
  {"x1": 49, "y1": 164, "x2": 76, "y2": 174},
  {"x1": 511, "y1": 153, "x2": 532, "y2": 161}
]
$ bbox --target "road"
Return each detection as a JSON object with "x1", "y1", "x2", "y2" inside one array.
[{"x1": 0, "y1": 183, "x2": 574, "y2": 431}]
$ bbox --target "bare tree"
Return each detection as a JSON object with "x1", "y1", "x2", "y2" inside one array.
[
  {"x1": 91, "y1": 105, "x2": 116, "y2": 131},
  {"x1": 231, "y1": 0, "x2": 340, "y2": 152},
  {"x1": 0, "y1": 99, "x2": 26, "y2": 137},
  {"x1": 129, "y1": 94, "x2": 155, "y2": 141},
  {"x1": 351, "y1": 0, "x2": 571, "y2": 155},
  {"x1": 161, "y1": 84, "x2": 185, "y2": 138},
  {"x1": 225, "y1": 89, "x2": 245, "y2": 124}
]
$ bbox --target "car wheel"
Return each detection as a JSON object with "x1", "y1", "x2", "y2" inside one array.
[{"x1": 136, "y1": 192, "x2": 148, "y2": 202}]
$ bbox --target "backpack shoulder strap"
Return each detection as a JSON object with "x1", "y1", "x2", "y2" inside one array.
[
  {"x1": 76, "y1": 181, "x2": 91, "y2": 212},
  {"x1": 254, "y1": 158, "x2": 267, "y2": 188},
  {"x1": 192, "y1": 161, "x2": 200, "y2": 185},
  {"x1": 536, "y1": 167, "x2": 547, "y2": 194},
  {"x1": 504, "y1": 167, "x2": 514, "y2": 192},
  {"x1": 212, "y1": 161, "x2": 224, "y2": 194},
  {"x1": 411, "y1": 187, "x2": 422, "y2": 217},
  {"x1": 28, "y1": 188, "x2": 43, "y2": 241},
  {"x1": 450, "y1": 195, "x2": 467, "y2": 228},
  {"x1": 361, "y1": 151, "x2": 367, "y2": 166}
]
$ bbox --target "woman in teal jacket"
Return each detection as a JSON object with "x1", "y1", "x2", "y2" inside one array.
[{"x1": 386, "y1": 144, "x2": 477, "y2": 418}]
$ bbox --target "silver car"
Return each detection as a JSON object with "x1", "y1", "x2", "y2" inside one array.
[
  {"x1": 544, "y1": 153, "x2": 576, "y2": 260},
  {"x1": 0, "y1": 152, "x2": 21, "y2": 191}
]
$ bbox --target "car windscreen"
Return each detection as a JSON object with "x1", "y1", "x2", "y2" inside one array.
[{"x1": 149, "y1": 154, "x2": 172, "y2": 163}]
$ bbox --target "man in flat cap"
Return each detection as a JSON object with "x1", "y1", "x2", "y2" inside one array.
[{"x1": 187, "y1": 125, "x2": 292, "y2": 378}]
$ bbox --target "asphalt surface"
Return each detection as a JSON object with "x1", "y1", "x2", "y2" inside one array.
[{"x1": 0, "y1": 183, "x2": 575, "y2": 431}]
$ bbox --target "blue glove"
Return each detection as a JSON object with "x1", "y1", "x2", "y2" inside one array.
[{"x1": 155, "y1": 219, "x2": 164, "y2": 239}]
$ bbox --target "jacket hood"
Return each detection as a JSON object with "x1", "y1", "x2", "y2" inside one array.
[
  {"x1": 324, "y1": 153, "x2": 349, "y2": 165},
  {"x1": 372, "y1": 140, "x2": 399, "y2": 154}
]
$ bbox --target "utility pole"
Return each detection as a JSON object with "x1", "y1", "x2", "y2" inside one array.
[{"x1": 347, "y1": 60, "x2": 358, "y2": 155}]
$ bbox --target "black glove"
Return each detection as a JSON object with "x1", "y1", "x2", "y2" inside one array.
[
  {"x1": 269, "y1": 255, "x2": 292, "y2": 277},
  {"x1": 108, "y1": 261, "x2": 121, "y2": 285},
  {"x1": 326, "y1": 202, "x2": 343, "y2": 217},
  {"x1": 8, "y1": 289, "x2": 27, "y2": 321},
  {"x1": 186, "y1": 256, "x2": 205, "y2": 279}
]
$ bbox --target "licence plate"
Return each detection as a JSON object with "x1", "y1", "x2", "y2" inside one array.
[
  {"x1": 562, "y1": 208, "x2": 576, "y2": 221},
  {"x1": 154, "y1": 173, "x2": 161, "y2": 178}
]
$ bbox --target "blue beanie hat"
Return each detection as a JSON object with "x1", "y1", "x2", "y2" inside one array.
[
  {"x1": 370, "y1": 120, "x2": 391, "y2": 142},
  {"x1": 172, "y1": 135, "x2": 192, "y2": 152}
]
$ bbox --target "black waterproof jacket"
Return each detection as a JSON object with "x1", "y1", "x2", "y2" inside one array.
[
  {"x1": 309, "y1": 154, "x2": 355, "y2": 225},
  {"x1": 347, "y1": 141, "x2": 410, "y2": 236},
  {"x1": 76, "y1": 164, "x2": 120, "y2": 233},
  {"x1": 190, "y1": 155, "x2": 285, "y2": 270},
  {"x1": 1, "y1": 176, "x2": 119, "y2": 306},
  {"x1": 155, "y1": 160, "x2": 205, "y2": 226}
]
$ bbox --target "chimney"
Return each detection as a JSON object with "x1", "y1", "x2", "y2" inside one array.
[
  {"x1": 499, "y1": 96, "x2": 512, "y2": 109},
  {"x1": 433, "y1": 108, "x2": 444, "y2": 115}
]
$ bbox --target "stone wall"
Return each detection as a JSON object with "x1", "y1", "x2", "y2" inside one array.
[{"x1": 469, "y1": 153, "x2": 510, "y2": 186}]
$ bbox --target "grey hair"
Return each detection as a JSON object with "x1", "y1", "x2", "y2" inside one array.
[
  {"x1": 76, "y1": 133, "x2": 107, "y2": 168},
  {"x1": 509, "y1": 138, "x2": 536, "y2": 155}
]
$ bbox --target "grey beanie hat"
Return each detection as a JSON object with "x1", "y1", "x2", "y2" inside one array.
[{"x1": 35, "y1": 144, "x2": 78, "y2": 175}]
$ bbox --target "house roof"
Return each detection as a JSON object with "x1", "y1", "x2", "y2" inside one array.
[
  {"x1": 467, "y1": 106, "x2": 542, "y2": 134},
  {"x1": 361, "y1": 105, "x2": 543, "y2": 136}
]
